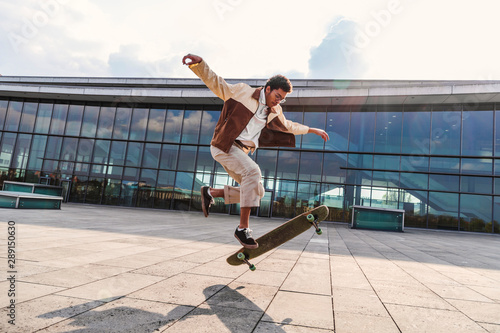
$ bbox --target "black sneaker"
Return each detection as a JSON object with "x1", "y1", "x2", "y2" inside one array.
[
  {"x1": 234, "y1": 227, "x2": 259, "y2": 249},
  {"x1": 201, "y1": 186, "x2": 214, "y2": 217}
]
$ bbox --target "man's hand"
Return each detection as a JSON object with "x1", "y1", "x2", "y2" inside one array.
[
  {"x1": 182, "y1": 54, "x2": 203, "y2": 66},
  {"x1": 308, "y1": 128, "x2": 330, "y2": 142}
]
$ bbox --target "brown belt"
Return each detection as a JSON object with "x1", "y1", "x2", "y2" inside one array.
[{"x1": 234, "y1": 140, "x2": 251, "y2": 152}]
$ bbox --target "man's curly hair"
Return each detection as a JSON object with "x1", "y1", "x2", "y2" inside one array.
[{"x1": 265, "y1": 75, "x2": 293, "y2": 93}]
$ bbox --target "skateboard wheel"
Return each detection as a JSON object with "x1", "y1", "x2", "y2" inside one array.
[
  {"x1": 306, "y1": 214, "x2": 315, "y2": 222},
  {"x1": 249, "y1": 264, "x2": 256, "y2": 271},
  {"x1": 316, "y1": 228, "x2": 323, "y2": 235},
  {"x1": 237, "y1": 252, "x2": 246, "y2": 261}
]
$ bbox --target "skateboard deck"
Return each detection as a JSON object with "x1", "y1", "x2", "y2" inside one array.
[{"x1": 227, "y1": 205, "x2": 329, "y2": 270}]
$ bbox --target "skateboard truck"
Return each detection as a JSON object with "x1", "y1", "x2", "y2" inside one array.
[
  {"x1": 307, "y1": 214, "x2": 323, "y2": 235},
  {"x1": 237, "y1": 252, "x2": 256, "y2": 271}
]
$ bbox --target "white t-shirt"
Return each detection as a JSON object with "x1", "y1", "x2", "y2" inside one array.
[{"x1": 236, "y1": 89, "x2": 268, "y2": 148}]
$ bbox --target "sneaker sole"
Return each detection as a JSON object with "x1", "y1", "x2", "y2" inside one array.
[{"x1": 234, "y1": 234, "x2": 259, "y2": 249}]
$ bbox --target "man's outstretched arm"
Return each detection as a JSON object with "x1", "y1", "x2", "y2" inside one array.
[{"x1": 308, "y1": 127, "x2": 330, "y2": 142}]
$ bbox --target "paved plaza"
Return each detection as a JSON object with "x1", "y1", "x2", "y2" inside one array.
[{"x1": 1, "y1": 204, "x2": 499, "y2": 332}]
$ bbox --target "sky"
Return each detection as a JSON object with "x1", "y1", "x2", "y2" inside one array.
[{"x1": 0, "y1": 0, "x2": 499, "y2": 81}]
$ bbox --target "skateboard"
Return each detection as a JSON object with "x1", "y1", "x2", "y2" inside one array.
[{"x1": 226, "y1": 205, "x2": 329, "y2": 271}]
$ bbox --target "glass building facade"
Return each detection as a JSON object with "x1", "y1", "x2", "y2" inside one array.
[{"x1": 0, "y1": 78, "x2": 499, "y2": 234}]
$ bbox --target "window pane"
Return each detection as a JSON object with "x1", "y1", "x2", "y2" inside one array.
[
  {"x1": 85, "y1": 177, "x2": 103, "y2": 204},
  {"x1": 371, "y1": 187, "x2": 399, "y2": 209},
  {"x1": 461, "y1": 158, "x2": 492, "y2": 175},
  {"x1": 200, "y1": 110, "x2": 220, "y2": 145},
  {"x1": 322, "y1": 153, "x2": 346, "y2": 183},
  {"x1": 143, "y1": 143, "x2": 161, "y2": 169},
  {"x1": 181, "y1": 110, "x2": 202, "y2": 144},
  {"x1": 349, "y1": 108, "x2": 375, "y2": 152},
  {"x1": 430, "y1": 157, "x2": 459, "y2": 173},
  {"x1": 27, "y1": 135, "x2": 47, "y2": 170},
  {"x1": 273, "y1": 180, "x2": 297, "y2": 218},
  {"x1": 428, "y1": 191, "x2": 459, "y2": 230},
  {"x1": 160, "y1": 144, "x2": 178, "y2": 170},
  {"x1": 296, "y1": 181, "x2": 321, "y2": 212},
  {"x1": 164, "y1": 109, "x2": 183, "y2": 143},
  {"x1": 0, "y1": 100, "x2": 8, "y2": 130},
  {"x1": 4, "y1": 101, "x2": 23, "y2": 131},
  {"x1": 97, "y1": 106, "x2": 116, "y2": 139},
  {"x1": 12, "y1": 134, "x2": 31, "y2": 169},
  {"x1": 462, "y1": 109, "x2": 493, "y2": 156},
  {"x1": 298, "y1": 151, "x2": 322, "y2": 182},
  {"x1": 173, "y1": 172, "x2": 194, "y2": 210},
  {"x1": 431, "y1": 108, "x2": 461, "y2": 155},
  {"x1": 177, "y1": 146, "x2": 196, "y2": 171},
  {"x1": 42, "y1": 136, "x2": 62, "y2": 172},
  {"x1": 92, "y1": 140, "x2": 110, "y2": 165},
  {"x1": 461, "y1": 176, "x2": 492, "y2": 194},
  {"x1": 146, "y1": 108, "x2": 166, "y2": 142},
  {"x1": 326, "y1": 109, "x2": 349, "y2": 151},
  {"x1": 400, "y1": 172, "x2": 428, "y2": 190},
  {"x1": 277, "y1": 150, "x2": 299, "y2": 179},
  {"x1": 129, "y1": 108, "x2": 149, "y2": 141},
  {"x1": 137, "y1": 169, "x2": 157, "y2": 208},
  {"x1": 196, "y1": 146, "x2": 213, "y2": 173},
  {"x1": 493, "y1": 197, "x2": 500, "y2": 234},
  {"x1": 401, "y1": 155, "x2": 428, "y2": 172},
  {"x1": 348, "y1": 153, "x2": 373, "y2": 169},
  {"x1": 65, "y1": 105, "x2": 84, "y2": 136},
  {"x1": 34, "y1": 103, "x2": 53, "y2": 134},
  {"x1": 102, "y1": 178, "x2": 121, "y2": 205},
  {"x1": 400, "y1": 190, "x2": 428, "y2": 228},
  {"x1": 375, "y1": 110, "x2": 402, "y2": 153},
  {"x1": 402, "y1": 107, "x2": 431, "y2": 154},
  {"x1": 155, "y1": 170, "x2": 176, "y2": 209},
  {"x1": 460, "y1": 194, "x2": 492, "y2": 232},
  {"x1": 0, "y1": 133, "x2": 17, "y2": 168},
  {"x1": 373, "y1": 155, "x2": 399, "y2": 170},
  {"x1": 256, "y1": 149, "x2": 277, "y2": 178},
  {"x1": 50, "y1": 104, "x2": 69, "y2": 135},
  {"x1": 126, "y1": 142, "x2": 143, "y2": 167},
  {"x1": 320, "y1": 184, "x2": 345, "y2": 221},
  {"x1": 372, "y1": 171, "x2": 399, "y2": 188},
  {"x1": 301, "y1": 110, "x2": 325, "y2": 150},
  {"x1": 77, "y1": 138, "x2": 94, "y2": 163},
  {"x1": 429, "y1": 174, "x2": 459, "y2": 192},
  {"x1": 113, "y1": 107, "x2": 132, "y2": 139},
  {"x1": 80, "y1": 106, "x2": 99, "y2": 137},
  {"x1": 19, "y1": 102, "x2": 38, "y2": 132},
  {"x1": 109, "y1": 141, "x2": 127, "y2": 168},
  {"x1": 283, "y1": 108, "x2": 303, "y2": 148}
]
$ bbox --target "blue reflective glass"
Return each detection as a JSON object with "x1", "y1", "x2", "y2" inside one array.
[
  {"x1": 299, "y1": 151, "x2": 322, "y2": 182},
  {"x1": 19, "y1": 102, "x2": 38, "y2": 132},
  {"x1": 256, "y1": 149, "x2": 277, "y2": 178},
  {"x1": 160, "y1": 144, "x2": 178, "y2": 170},
  {"x1": 326, "y1": 110, "x2": 349, "y2": 151},
  {"x1": 372, "y1": 171, "x2": 399, "y2": 188},
  {"x1": 113, "y1": 107, "x2": 132, "y2": 140},
  {"x1": 97, "y1": 106, "x2": 116, "y2": 139},
  {"x1": 4, "y1": 101, "x2": 23, "y2": 131},
  {"x1": 375, "y1": 110, "x2": 402, "y2": 153},
  {"x1": 34, "y1": 103, "x2": 53, "y2": 134},
  {"x1": 0, "y1": 100, "x2": 8, "y2": 130},
  {"x1": 126, "y1": 142, "x2": 144, "y2": 167},
  {"x1": 348, "y1": 153, "x2": 373, "y2": 169},
  {"x1": 346, "y1": 170, "x2": 372, "y2": 186},
  {"x1": 373, "y1": 155, "x2": 399, "y2": 170},
  {"x1": 146, "y1": 108, "x2": 166, "y2": 142},
  {"x1": 50, "y1": 104, "x2": 69, "y2": 135},
  {"x1": 77, "y1": 139, "x2": 94, "y2": 163},
  {"x1": 461, "y1": 176, "x2": 492, "y2": 194},
  {"x1": 428, "y1": 191, "x2": 459, "y2": 230},
  {"x1": 109, "y1": 141, "x2": 127, "y2": 166},
  {"x1": 196, "y1": 146, "x2": 214, "y2": 173},
  {"x1": 460, "y1": 194, "x2": 492, "y2": 232},
  {"x1": 322, "y1": 153, "x2": 346, "y2": 183},
  {"x1": 200, "y1": 110, "x2": 220, "y2": 145},
  {"x1": 461, "y1": 158, "x2": 492, "y2": 175},
  {"x1": 143, "y1": 143, "x2": 160, "y2": 169},
  {"x1": 400, "y1": 172, "x2": 428, "y2": 190},
  {"x1": 274, "y1": 179, "x2": 297, "y2": 218},
  {"x1": 283, "y1": 108, "x2": 303, "y2": 148},
  {"x1": 296, "y1": 181, "x2": 321, "y2": 211},
  {"x1": 277, "y1": 150, "x2": 299, "y2": 179},
  {"x1": 12, "y1": 134, "x2": 31, "y2": 169},
  {"x1": 27, "y1": 135, "x2": 47, "y2": 170},
  {"x1": 302, "y1": 110, "x2": 325, "y2": 150},
  {"x1": 177, "y1": 146, "x2": 196, "y2": 171},
  {"x1": 429, "y1": 174, "x2": 459, "y2": 192},
  {"x1": 42, "y1": 136, "x2": 62, "y2": 172},
  {"x1": 173, "y1": 171, "x2": 194, "y2": 210},
  {"x1": 164, "y1": 109, "x2": 183, "y2": 143},
  {"x1": 129, "y1": 108, "x2": 149, "y2": 141},
  {"x1": 80, "y1": 106, "x2": 99, "y2": 137},
  {"x1": 402, "y1": 108, "x2": 430, "y2": 155},
  {"x1": 462, "y1": 110, "x2": 493, "y2": 156},
  {"x1": 0, "y1": 133, "x2": 17, "y2": 168},
  {"x1": 431, "y1": 109, "x2": 461, "y2": 155},
  {"x1": 430, "y1": 157, "x2": 459, "y2": 173},
  {"x1": 65, "y1": 105, "x2": 84, "y2": 136},
  {"x1": 400, "y1": 155, "x2": 428, "y2": 172},
  {"x1": 181, "y1": 110, "x2": 202, "y2": 144},
  {"x1": 349, "y1": 109, "x2": 375, "y2": 152}
]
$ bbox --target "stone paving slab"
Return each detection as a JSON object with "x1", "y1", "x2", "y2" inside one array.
[{"x1": 0, "y1": 203, "x2": 499, "y2": 332}]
